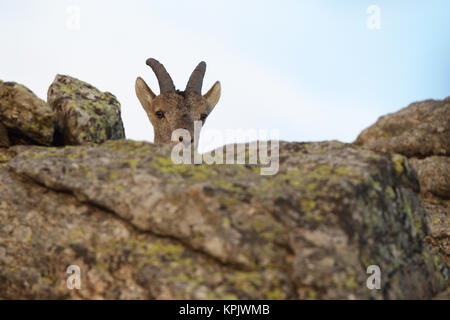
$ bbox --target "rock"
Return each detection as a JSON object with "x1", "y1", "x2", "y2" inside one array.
[
  {"x1": 0, "y1": 76, "x2": 126, "y2": 147},
  {"x1": 0, "y1": 122, "x2": 10, "y2": 147},
  {"x1": 355, "y1": 97, "x2": 450, "y2": 280},
  {"x1": 0, "y1": 139, "x2": 447, "y2": 299},
  {"x1": 433, "y1": 284, "x2": 450, "y2": 299},
  {"x1": 423, "y1": 198, "x2": 449, "y2": 265},
  {"x1": 0, "y1": 81, "x2": 56, "y2": 145},
  {"x1": 409, "y1": 157, "x2": 450, "y2": 199},
  {"x1": 47, "y1": 75, "x2": 125, "y2": 145},
  {"x1": 355, "y1": 97, "x2": 450, "y2": 157}
]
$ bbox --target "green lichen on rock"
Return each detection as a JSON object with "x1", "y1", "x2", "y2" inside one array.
[
  {"x1": 1, "y1": 139, "x2": 447, "y2": 299},
  {"x1": 356, "y1": 96, "x2": 450, "y2": 270},
  {"x1": 392, "y1": 154, "x2": 406, "y2": 175},
  {"x1": 47, "y1": 74, "x2": 125, "y2": 145},
  {"x1": 0, "y1": 150, "x2": 11, "y2": 162},
  {"x1": 151, "y1": 156, "x2": 218, "y2": 181}
]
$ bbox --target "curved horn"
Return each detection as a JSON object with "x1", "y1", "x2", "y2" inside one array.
[
  {"x1": 146, "y1": 58, "x2": 175, "y2": 94},
  {"x1": 185, "y1": 61, "x2": 206, "y2": 94}
]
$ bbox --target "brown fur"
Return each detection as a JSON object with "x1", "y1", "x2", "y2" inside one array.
[{"x1": 136, "y1": 59, "x2": 221, "y2": 145}]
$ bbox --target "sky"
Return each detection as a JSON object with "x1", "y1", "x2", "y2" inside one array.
[{"x1": 1, "y1": 1, "x2": 449, "y2": 151}]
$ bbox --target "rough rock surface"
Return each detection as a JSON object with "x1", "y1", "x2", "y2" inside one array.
[
  {"x1": 355, "y1": 97, "x2": 450, "y2": 157},
  {"x1": 0, "y1": 81, "x2": 56, "y2": 145},
  {"x1": 47, "y1": 75, "x2": 125, "y2": 145},
  {"x1": 408, "y1": 157, "x2": 450, "y2": 199},
  {"x1": 423, "y1": 197, "x2": 449, "y2": 267},
  {"x1": 355, "y1": 97, "x2": 450, "y2": 295},
  {"x1": 0, "y1": 122, "x2": 10, "y2": 147},
  {"x1": 0, "y1": 140, "x2": 447, "y2": 299}
]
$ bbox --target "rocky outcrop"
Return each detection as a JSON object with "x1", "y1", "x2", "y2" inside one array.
[
  {"x1": 0, "y1": 139, "x2": 447, "y2": 299},
  {"x1": 48, "y1": 75, "x2": 125, "y2": 145},
  {"x1": 0, "y1": 81, "x2": 56, "y2": 145},
  {"x1": 0, "y1": 77, "x2": 125, "y2": 147},
  {"x1": 0, "y1": 80, "x2": 448, "y2": 299},
  {"x1": 355, "y1": 97, "x2": 449, "y2": 157},
  {"x1": 356, "y1": 96, "x2": 450, "y2": 293}
]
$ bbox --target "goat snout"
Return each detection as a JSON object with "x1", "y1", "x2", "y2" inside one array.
[{"x1": 172, "y1": 131, "x2": 195, "y2": 147}]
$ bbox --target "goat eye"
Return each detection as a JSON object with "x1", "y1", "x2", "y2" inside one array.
[
  {"x1": 155, "y1": 110, "x2": 165, "y2": 119},
  {"x1": 200, "y1": 113, "x2": 208, "y2": 121}
]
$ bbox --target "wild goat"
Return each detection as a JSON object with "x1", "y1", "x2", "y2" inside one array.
[{"x1": 136, "y1": 58, "x2": 221, "y2": 146}]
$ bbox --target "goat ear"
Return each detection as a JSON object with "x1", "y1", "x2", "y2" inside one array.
[
  {"x1": 136, "y1": 77, "x2": 156, "y2": 113},
  {"x1": 203, "y1": 81, "x2": 221, "y2": 112}
]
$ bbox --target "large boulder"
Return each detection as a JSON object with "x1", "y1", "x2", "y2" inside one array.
[
  {"x1": 355, "y1": 97, "x2": 450, "y2": 157},
  {"x1": 0, "y1": 81, "x2": 56, "y2": 145},
  {"x1": 0, "y1": 140, "x2": 447, "y2": 299},
  {"x1": 355, "y1": 97, "x2": 450, "y2": 281},
  {"x1": 47, "y1": 75, "x2": 125, "y2": 145}
]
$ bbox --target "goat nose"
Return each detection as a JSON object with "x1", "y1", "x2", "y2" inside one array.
[{"x1": 176, "y1": 135, "x2": 192, "y2": 147}]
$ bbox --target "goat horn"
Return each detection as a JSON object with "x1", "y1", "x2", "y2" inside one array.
[
  {"x1": 185, "y1": 61, "x2": 206, "y2": 94},
  {"x1": 146, "y1": 58, "x2": 175, "y2": 94}
]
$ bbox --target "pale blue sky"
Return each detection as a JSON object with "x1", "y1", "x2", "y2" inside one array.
[{"x1": 1, "y1": 1, "x2": 449, "y2": 151}]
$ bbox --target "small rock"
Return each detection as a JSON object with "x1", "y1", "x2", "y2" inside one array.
[
  {"x1": 0, "y1": 81, "x2": 56, "y2": 145},
  {"x1": 47, "y1": 75, "x2": 125, "y2": 145},
  {"x1": 409, "y1": 156, "x2": 450, "y2": 199}
]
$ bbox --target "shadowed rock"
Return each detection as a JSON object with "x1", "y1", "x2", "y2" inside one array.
[
  {"x1": 0, "y1": 81, "x2": 56, "y2": 145},
  {"x1": 0, "y1": 122, "x2": 10, "y2": 147}
]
